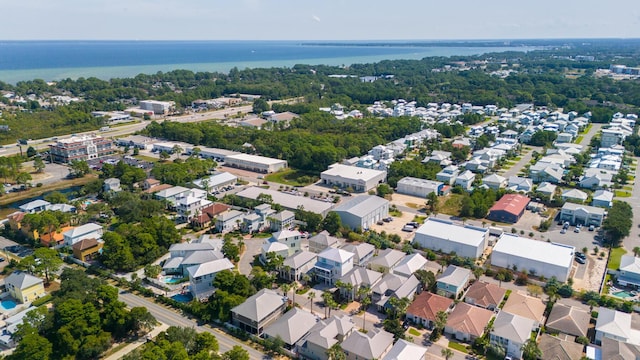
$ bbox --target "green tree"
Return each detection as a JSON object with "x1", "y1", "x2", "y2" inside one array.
[
  {"x1": 222, "y1": 345, "x2": 250, "y2": 360},
  {"x1": 33, "y1": 156, "x2": 46, "y2": 173},
  {"x1": 143, "y1": 264, "x2": 162, "y2": 279},
  {"x1": 252, "y1": 98, "x2": 271, "y2": 114},
  {"x1": 34, "y1": 247, "x2": 63, "y2": 284},
  {"x1": 321, "y1": 211, "x2": 342, "y2": 235},
  {"x1": 16, "y1": 171, "x2": 32, "y2": 186},
  {"x1": 159, "y1": 151, "x2": 171, "y2": 161},
  {"x1": 376, "y1": 183, "x2": 393, "y2": 198},
  {"x1": 602, "y1": 201, "x2": 633, "y2": 246},
  {"x1": 326, "y1": 343, "x2": 346, "y2": 360},
  {"x1": 7, "y1": 333, "x2": 53, "y2": 360},
  {"x1": 69, "y1": 159, "x2": 91, "y2": 177},
  {"x1": 128, "y1": 307, "x2": 157, "y2": 335},
  {"x1": 26, "y1": 146, "x2": 37, "y2": 158},
  {"x1": 44, "y1": 191, "x2": 68, "y2": 204},
  {"x1": 434, "y1": 310, "x2": 448, "y2": 335},
  {"x1": 414, "y1": 269, "x2": 436, "y2": 291},
  {"x1": 521, "y1": 339, "x2": 543, "y2": 360},
  {"x1": 441, "y1": 348, "x2": 454, "y2": 360}
]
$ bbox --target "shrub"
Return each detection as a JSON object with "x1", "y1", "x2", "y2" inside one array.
[{"x1": 32, "y1": 294, "x2": 53, "y2": 307}]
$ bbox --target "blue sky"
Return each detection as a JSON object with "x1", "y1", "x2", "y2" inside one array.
[{"x1": 4, "y1": 0, "x2": 640, "y2": 40}]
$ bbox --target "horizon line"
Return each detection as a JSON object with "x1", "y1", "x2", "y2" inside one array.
[{"x1": 1, "y1": 37, "x2": 640, "y2": 42}]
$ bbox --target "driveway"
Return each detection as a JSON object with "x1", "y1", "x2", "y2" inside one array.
[{"x1": 238, "y1": 235, "x2": 264, "y2": 276}]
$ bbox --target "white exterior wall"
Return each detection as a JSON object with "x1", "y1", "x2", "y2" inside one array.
[
  {"x1": 321, "y1": 171, "x2": 387, "y2": 193},
  {"x1": 337, "y1": 203, "x2": 389, "y2": 230},
  {"x1": 413, "y1": 233, "x2": 485, "y2": 259},
  {"x1": 396, "y1": 182, "x2": 439, "y2": 198},
  {"x1": 491, "y1": 250, "x2": 570, "y2": 282}
]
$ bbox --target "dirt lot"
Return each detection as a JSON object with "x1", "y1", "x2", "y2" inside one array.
[{"x1": 571, "y1": 250, "x2": 608, "y2": 293}]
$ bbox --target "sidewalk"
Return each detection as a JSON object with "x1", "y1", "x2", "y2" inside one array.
[{"x1": 104, "y1": 322, "x2": 169, "y2": 360}]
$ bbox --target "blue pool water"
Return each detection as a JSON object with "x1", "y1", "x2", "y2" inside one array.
[
  {"x1": 172, "y1": 293, "x2": 193, "y2": 303},
  {"x1": 0, "y1": 299, "x2": 17, "y2": 311},
  {"x1": 613, "y1": 291, "x2": 634, "y2": 299},
  {"x1": 162, "y1": 276, "x2": 185, "y2": 284}
]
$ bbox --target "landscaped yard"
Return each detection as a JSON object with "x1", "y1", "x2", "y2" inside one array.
[
  {"x1": 408, "y1": 328, "x2": 421, "y2": 336},
  {"x1": 448, "y1": 340, "x2": 468, "y2": 353},
  {"x1": 575, "y1": 135, "x2": 585, "y2": 144},
  {"x1": 615, "y1": 190, "x2": 632, "y2": 197},
  {"x1": 608, "y1": 247, "x2": 627, "y2": 270},
  {"x1": 133, "y1": 154, "x2": 160, "y2": 163},
  {"x1": 265, "y1": 169, "x2": 318, "y2": 187}
]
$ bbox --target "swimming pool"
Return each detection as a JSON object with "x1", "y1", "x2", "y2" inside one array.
[
  {"x1": 613, "y1": 290, "x2": 634, "y2": 299},
  {"x1": 162, "y1": 276, "x2": 186, "y2": 284},
  {"x1": 0, "y1": 299, "x2": 17, "y2": 311},
  {"x1": 172, "y1": 293, "x2": 193, "y2": 303}
]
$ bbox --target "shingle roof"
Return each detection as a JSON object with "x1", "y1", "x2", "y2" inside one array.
[
  {"x1": 282, "y1": 250, "x2": 317, "y2": 269},
  {"x1": 341, "y1": 328, "x2": 394, "y2": 360},
  {"x1": 72, "y1": 238, "x2": 99, "y2": 251},
  {"x1": 382, "y1": 339, "x2": 428, "y2": 360},
  {"x1": 502, "y1": 292, "x2": 545, "y2": 323},
  {"x1": 446, "y1": 303, "x2": 493, "y2": 338},
  {"x1": 538, "y1": 334, "x2": 585, "y2": 360},
  {"x1": 187, "y1": 258, "x2": 234, "y2": 278},
  {"x1": 492, "y1": 311, "x2": 535, "y2": 343},
  {"x1": 464, "y1": 281, "x2": 506, "y2": 309},
  {"x1": 263, "y1": 308, "x2": 318, "y2": 345},
  {"x1": 407, "y1": 292, "x2": 454, "y2": 322},
  {"x1": 339, "y1": 267, "x2": 383, "y2": 288},
  {"x1": 309, "y1": 230, "x2": 339, "y2": 247},
  {"x1": 5, "y1": 272, "x2": 43, "y2": 290},
  {"x1": 546, "y1": 303, "x2": 590, "y2": 337},
  {"x1": 368, "y1": 249, "x2": 405, "y2": 270},
  {"x1": 304, "y1": 315, "x2": 355, "y2": 349},
  {"x1": 601, "y1": 337, "x2": 640, "y2": 360},
  {"x1": 318, "y1": 247, "x2": 354, "y2": 264},
  {"x1": 438, "y1": 265, "x2": 471, "y2": 288},
  {"x1": 63, "y1": 223, "x2": 102, "y2": 239},
  {"x1": 393, "y1": 253, "x2": 428, "y2": 277},
  {"x1": 231, "y1": 289, "x2": 286, "y2": 322}
]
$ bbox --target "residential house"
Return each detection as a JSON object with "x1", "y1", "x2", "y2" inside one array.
[
  {"x1": 269, "y1": 230, "x2": 302, "y2": 256},
  {"x1": 242, "y1": 213, "x2": 262, "y2": 233},
  {"x1": 296, "y1": 315, "x2": 355, "y2": 360},
  {"x1": 103, "y1": 178, "x2": 121, "y2": 192},
  {"x1": 454, "y1": 170, "x2": 476, "y2": 190},
  {"x1": 341, "y1": 328, "x2": 394, "y2": 360},
  {"x1": 535, "y1": 182, "x2": 557, "y2": 199},
  {"x1": 464, "y1": 281, "x2": 506, "y2": 311},
  {"x1": 406, "y1": 292, "x2": 454, "y2": 329},
  {"x1": 538, "y1": 334, "x2": 585, "y2": 360},
  {"x1": 338, "y1": 267, "x2": 383, "y2": 301},
  {"x1": 490, "y1": 311, "x2": 536, "y2": 360},
  {"x1": 190, "y1": 203, "x2": 231, "y2": 228},
  {"x1": 215, "y1": 210, "x2": 244, "y2": 233},
  {"x1": 176, "y1": 196, "x2": 212, "y2": 222},
  {"x1": 142, "y1": 178, "x2": 160, "y2": 191},
  {"x1": 280, "y1": 250, "x2": 317, "y2": 282},
  {"x1": 482, "y1": 174, "x2": 507, "y2": 190},
  {"x1": 501, "y1": 292, "x2": 545, "y2": 328},
  {"x1": 4, "y1": 272, "x2": 45, "y2": 303},
  {"x1": 40, "y1": 225, "x2": 74, "y2": 247},
  {"x1": 19, "y1": 199, "x2": 50, "y2": 214},
  {"x1": 507, "y1": 176, "x2": 533, "y2": 192},
  {"x1": 308, "y1": 231, "x2": 340, "y2": 254},
  {"x1": 0, "y1": 306, "x2": 37, "y2": 348},
  {"x1": 423, "y1": 150, "x2": 452, "y2": 167},
  {"x1": 72, "y1": 238, "x2": 103, "y2": 262},
  {"x1": 63, "y1": 223, "x2": 103, "y2": 246},
  {"x1": 560, "y1": 202, "x2": 605, "y2": 226},
  {"x1": 393, "y1": 253, "x2": 428, "y2": 278},
  {"x1": 341, "y1": 243, "x2": 375, "y2": 267},
  {"x1": 270, "y1": 210, "x2": 295, "y2": 231},
  {"x1": 381, "y1": 339, "x2": 428, "y2": 360},
  {"x1": 580, "y1": 168, "x2": 615, "y2": 189},
  {"x1": 530, "y1": 163, "x2": 564, "y2": 184},
  {"x1": 600, "y1": 337, "x2": 640, "y2": 360},
  {"x1": 154, "y1": 185, "x2": 191, "y2": 206},
  {"x1": 595, "y1": 307, "x2": 640, "y2": 345},
  {"x1": 437, "y1": 265, "x2": 471, "y2": 299},
  {"x1": 263, "y1": 308, "x2": 318, "y2": 350},
  {"x1": 371, "y1": 273, "x2": 420, "y2": 312},
  {"x1": 618, "y1": 255, "x2": 640, "y2": 289},
  {"x1": 188, "y1": 258, "x2": 235, "y2": 300},
  {"x1": 592, "y1": 189, "x2": 614, "y2": 208},
  {"x1": 367, "y1": 248, "x2": 406, "y2": 273},
  {"x1": 436, "y1": 165, "x2": 460, "y2": 185},
  {"x1": 231, "y1": 289, "x2": 287, "y2": 335},
  {"x1": 562, "y1": 188, "x2": 588, "y2": 203},
  {"x1": 261, "y1": 242, "x2": 290, "y2": 264},
  {"x1": 444, "y1": 302, "x2": 494, "y2": 342},
  {"x1": 545, "y1": 303, "x2": 590, "y2": 338},
  {"x1": 314, "y1": 248, "x2": 355, "y2": 285}
]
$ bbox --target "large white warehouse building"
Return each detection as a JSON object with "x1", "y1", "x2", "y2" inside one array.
[
  {"x1": 413, "y1": 218, "x2": 489, "y2": 259},
  {"x1": 320, "y1": 164, "x2": 387, "y2": 193},
  {"x1": 491, "y1": 234, "x2": 574, "y2": 282}
]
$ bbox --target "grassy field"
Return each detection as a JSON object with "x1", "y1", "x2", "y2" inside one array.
[
  {"x1": 448, "y1": 340, "x2": 468, "y2": 353},
  {"x1": 608, "y1": 247, "x2": 627, "y2": 270},
  {"x1": 614, "y1": 190, "x2": 632, "y2": 198},
  {"x1": 408, "y1": 328, "x2": 421, "y2": 336},
  {"x1": 575, "y1": 135, "x2": 585, "y2": 144},
  {"x1": 0, "y1": 174, "x2": 97, "y2": 207},
  {"x1": 265, "y1": 169, "x2": 318, "y2": 187},
  {"x1": 439, "y1": 194, "x2": 463, "y2": 216}
]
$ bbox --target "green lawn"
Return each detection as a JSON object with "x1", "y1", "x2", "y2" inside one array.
[
  {"x1": 264, "y1": 169, "x2": 318, "y2": 187},
  {"x1": 575, "y1": 135, "x2": 585, "y2": 144},
  {"x1": 608, "y1": 247, "x2": 628, "y2": 270},
  {"x1": 408, "y1": 328, "x2": 421, "y2": 336},
  {"x1": 615, "y1": 190, "x2": 632, "y2": 198},
  {"x1": 448, "y1": 340, "x2": 468, "y2": 353}
]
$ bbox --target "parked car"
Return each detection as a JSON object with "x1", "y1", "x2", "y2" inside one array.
[
  {"x1": 560, "y1": 228, "x2": 566, "y2": 234},
  {"x1": 402, "y1": 225, "x2": 415, "y2": 232},
  {"x1": 575, "y1": 252, "x2": 586, "y2": 260},
  {"x1": 589, "y1": 224, "x2": 595, "y2": 231},
  {"x1": 376, "y1": 220, "x2": 384, "y2": 225},
  {"x1": 383, "y1": 217, "x2": 393, "y2": 222},
  {"x1": 575, "y1": 256, "x2": 586, "y2": 264},
  {"x1": 574, "y1": 227, "x2": 580, "y2": 233}
]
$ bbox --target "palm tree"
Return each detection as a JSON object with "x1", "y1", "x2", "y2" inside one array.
[
  {"x1": 326, "y1": 343, "x2": 345, "y2": 360},
  {"x1": 322, "y1": 291, "x2": 333, "y2": 318},
  {"x1": 172, "y1": 144, "x2": 183, "y2": 158},
  {"x1": 473, "y1": 267, "x2": 484, "y2": 281},
  {"x1": 496, "y1": 272, "x2": 506, "y2": 287},
  {"x1": 521, "y1": 339, "x2": 542, "y2": 360},
  {"x1": 281, "y1": 283, "x2": 291, "y2": 305},
  {"x1": 308, "y1": 291, "x2": 316, "y2": 314},
  {"x1": 587, "y1": 299, "x2": 598, "y2": 313},
  {"x1": 634, "y1": 246, "x2": 640, "y2": 257},
  {"x1": 360, "y1": 294, "x2": 371, "y2": 331},
  {"x1": 441, "y1": 348, "x2": 454, "y2": 360},
  {"x1": 434, "y1": 310, "x2": 448, "y2": 334}
]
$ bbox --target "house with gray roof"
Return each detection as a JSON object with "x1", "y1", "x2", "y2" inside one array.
[
  {"x1": 618, "y1": 254, "x2": 640, "y2": 289},
  {"x1": 341, "y1": 242, "x2": 375, "y2": 266},
  {"x1": 595, "y1": 307, "x2": 640, "y2": 346},
  {"x1": 308, "y1": 231, "x2": 340, "y2": 254},
  {"x1": 393, "y1": 253, "x2": 428, "y2": 278},
  {"x1": 231, "y1": 289, "x2": 287, "y2": 335},
  {"x1": 296, "y1": 315, "x2": 355, "y2": 360},
  {"x1": 263, "y1": 308, "x2": 318, "y2": 349},
  {"x1": 19, "y1": 199, "x2": 50, "y2": 214},
  {"x1": 374, "y1": 274, "x2": 421, "y2": 312},
  {"x1": 482, "y1": 174, "x2": 507, "y2": 190},
  {"x1": 382, "y1": 339, "x2": 427, "y2": 360},
  {"x1": 270, "y1": 210, "x2": 295, "y2": 231},
  {"x1": 314, "y1": 247, "x2": 355, "y2": 285},
  {"x1": 269, "y1": 229, "x2": 302, "y2": 256},
  {"x1": 592, "y1": 189, "x2": 614, "y2": 208},
  {"x1": 507, "y1": 176, "x2": 533, "y2": 192},
  {"x1": 341, "y1": 328, "x2": 394, "y2": 360},
  {"x1": 538, "y1": 334, "x2": 584, "y2": 360},
  {"x1": 215, "y1": 210, "x2": 244, "y2": 233},
  {"x1": 187, "y1": 258, "x2": 235, "y2": 300},
  {"x1": 338, "y1": 267, "x2": 383, "y2": 301},
  {"x1": 279, "y1": 250, "x2": 317, "y2": 282},
  {"x1": 546, "y1": 303, "x2": 590, "y2": 337},
  {"x1": 560, "y1": 202, "x2": 605, "y2": 226},
  {"x1": 535, "y1": 181, "x2": 557, "y2": 199},
  {"x1": 333, "y1": 195, "x2": 389, "y2": 230},
  {"x1": 562, "y1": 188, "x2": 588, "y2": 203},
  {"x1": 63, "y1": 222, "x2": 103, "y2": 246},
  {"x1": 367, "y1": 248, "x2": 406, "y2": 273},
  {"x1": 600, "y1": 337, "x2": 640, "y2": 360},
  {"x1": 490, "y1": 311, "x2": 535, "y2": 359},
  {"x1": 437, "y1": 265, "x2": 471, "y2": 299}
]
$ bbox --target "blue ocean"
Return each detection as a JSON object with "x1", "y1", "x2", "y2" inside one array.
[{"x1": 0, "y1": 41, "x2": 533, "y2": 83}]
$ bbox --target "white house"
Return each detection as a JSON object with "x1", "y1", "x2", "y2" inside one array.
[
  {"x1": 215, "y1": 210, "x2": 244, "y2": 233},
  {"x1": 188, "y1": 258, "x2": 235, "y2": 300},
  {"x1": 455, "y1": 170, "x2": 476, "y2": 190},
  {"x1": 490, "y1": 311, "x2": 536, "y2": 359},
  {"x1": 561, "y1": 188, "x2": 588, "y2": 203},
  {"x1": 592, "y1": 189, "x2": 614, "y2": 208},
  {"x1": 63, "y1": 223, "x2": 103, "y2": 246},
  {"x1": 19, "y1": 199, "x2": 50, "y2": 214},
  {"x1": 269, "y1": 230, "x2": 302, "y2": 256},
  {"x1": 176, "y1": 196, "x2": 212, "y2": 222},
  {"x1": 482, "y1": 174, "x2": 507, "y2": 190},
  {"x1": 314, "y1": 248, "x2": 355, "y2": 285},
  {"x1": 595, "y1": 307, "x2": 640, "y2": 345},
  {"x1": 507, "y1": 176, "x2": 533, "y2": 192},
  {"x1": 436, "y1": 165, "x2": 460, "y2": 185},
  {"x1": 560, "y1": 202, "x2": 605, "y2": 227}
]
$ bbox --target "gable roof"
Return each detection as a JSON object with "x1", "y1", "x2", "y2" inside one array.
[
  {"x1": 546, "y1": 303, "x2": 590, "y2": 337},
  {"x1": 19, "y1": 199, "x2": 50, "y2": 212},
  {"x1": 562, "y1": 188, "x2": 588, "y2": 201},
  {"x1": 341, "y1": 328, "x2": 394, "y2": 359},
  {"x1": 282, "y1": 250, "x2": 317, "y2": 269},
  {"x1": 339, "y1": 267, "x2": 383, "y2": 288},
  {"x1": 368, "y1": 249, "x2": 405, "y2": 269},
  {"x1": 407, "y1": 292, "x2": 454, "y2": 322},
  {"x1": 5, "y1": 271, "x2": 43, "y2": 290},
  {"x1": 446, "y1": 302, "x2": 493, "y2": 338},
  {"x1": 72, "y1": 238, "x2": 100, "y2": 251},
  {"x1": 595, "y1": 307, "x2": 640, "y2": 343},
  {"x1": 231, "y1": 289, "x2": 286, "y2": 322},
  {"x1": 601, "y1": 337, "x2": 640, "y2": 360},
  {"x1": 263, "y1": 308, "x2": 317, "y2": 345},
  {"x1": 464, "y1": 281, "x2": 507, "y2": 308},
  {"x1": 382, "y1": 339, "x2": 427, "y2": 360},
  {"x1": 187, "y1": 258, "x2": 234, "y2": 278},
  {"x1": 309, "y1": 230, "x2": 339, "y2": 247},
  {"x1": 341, "y1": 242, "x2": 375, "y2": 261},
  {"x1": 492, "y1": 311, "x2": 535, "y2": 343},
  {"x1": 393, "y1": 253, "x2": 428, "y2": 277},
  {"x1": 489, "y1": 194, "x2": 529, "y2": 216},
  {"x1": 538, "y1": 334, "x2": 584, "y2": 360},
  {"x1": 620, "y1": 254, "x2": 640, "y2": 273},
  {"x1": 304, "y1": 314, "x2": 355, "y2": 349},
  {"x1": 318, "y1": 247, "x2": 354, "y2": 264},
  {"x1": 502, "y1": 292, "x2": 546, "y2": 323},
  {"x1": 63, "y1": 223, "x2": 102, "y2": 239}
]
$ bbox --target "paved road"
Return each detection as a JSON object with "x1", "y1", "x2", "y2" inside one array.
[
  {"x1": 500, "y1": 145, "x2": 540, "y2": 178},
  {"x1": 578, "y1": 123, "x2": 603, "y2": 148},
  {"x1": 118, "y1": 291, "x2": 270, "y2": 360}
]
